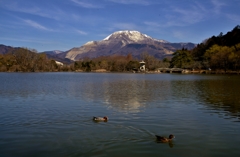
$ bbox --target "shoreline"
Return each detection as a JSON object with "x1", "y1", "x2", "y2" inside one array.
[{"x1": 1, "y1": 69, "x2": 240, "y2": 75}]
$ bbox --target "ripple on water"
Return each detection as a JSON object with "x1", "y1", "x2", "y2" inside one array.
[{"x1": 1, "y1": 73, "x2": 240, "y2": 157}]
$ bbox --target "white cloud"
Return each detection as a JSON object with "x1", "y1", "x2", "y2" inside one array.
[
  {"x1": 71, "y1": 0, "x2": 103, "y2": 8},
  {"x1": 23, "y1": 19, "x2": 52, "y2": 31}
]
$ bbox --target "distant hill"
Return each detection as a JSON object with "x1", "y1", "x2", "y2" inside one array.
[
  {"x1": 57, "y1": 30, "x2": 196, "y2": 61},
  {"x1": 43, "y1": 50, "x2": 64, "y2": 55},
  {"x1": 40, "y1": 50, "x2": 73, "y2": 64},
  {"x1": 0, "y1": 45, "x2": 31, "y2": 55},
  {"x1": 0, "y1": 45, "x2": 72, "y2": 64},
  {"x1": 0, "y1": 44, "x2": 15, "y2": 55}
]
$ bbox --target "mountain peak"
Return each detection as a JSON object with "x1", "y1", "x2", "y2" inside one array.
[
  {"x1": 103, "y1": 30, "x2": 140, "y2": 41},
  {"x1": 103, "y1": 30, "x2": 168, "y2": 43}
]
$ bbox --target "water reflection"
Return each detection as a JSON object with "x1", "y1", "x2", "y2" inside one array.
[
  {"x1": 1, "y1": 73, "x2": 240, "y2": 119},
  {"x1": 82, "y1": 76, "x2": 240, "y2": 119},
  {"x1": 163, "y1": 77, "x2": 240, "y2": 121},
  {"x1": 193, "y1": 78, "x2": 240, "y2": 121},
  {"x1": 1, "y1": 73, "x2": 240, "y2": 157},
  {"x1": 102, "y1": 80, "x2": 147, "y2": 113},
  {"x1": 155, "y1": 140, "x2": 174, "y2": 148},
  {"x1": 81, "y1": 79, "x2": 173, "y2": 113}
]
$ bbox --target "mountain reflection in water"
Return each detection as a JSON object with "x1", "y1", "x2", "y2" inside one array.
[
  {"x1": 80, "y1": 75, "x2": 240, "y2": 120},
  {"x1": 81, "y1": 79, "x2": 172, "y2": 113}
]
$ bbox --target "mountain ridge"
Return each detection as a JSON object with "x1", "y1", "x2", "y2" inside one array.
[
  {"x1": 60, "y1": 30, "x2": 196, "y2": 61},
  {"x1": 0, "y1": 30, "x2": 196, "y2": 62}
]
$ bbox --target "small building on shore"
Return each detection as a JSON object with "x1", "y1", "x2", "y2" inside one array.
[{"x1": 139, "y1": 61, "x2": 146, "y2": 72}]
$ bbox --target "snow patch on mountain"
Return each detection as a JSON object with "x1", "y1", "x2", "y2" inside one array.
[
  {"x1": 103, "y1": 30, "x2": 168, "y2": 43},
  {"x1": 84, "y1": 41, "x2": 95, "y2": 45}
]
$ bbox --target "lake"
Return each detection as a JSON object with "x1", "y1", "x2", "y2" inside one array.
[{"x1": 0, "y1": 72, "x2": 240, "y2": 157}]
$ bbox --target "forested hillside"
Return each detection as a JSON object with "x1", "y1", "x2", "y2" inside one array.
[
  {"x1": 170, "y1": 25, "x2": 240, "y2": 72},
  {"x1": 0, "y1": 48, "x2": 71, "y2": 72}
]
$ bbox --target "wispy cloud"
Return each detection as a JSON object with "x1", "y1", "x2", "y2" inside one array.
[
  {"x1": 144, "y1": 0, "x2": 232, "y2": 29},
  {"x1": 107, "y1": 0, "x2": 150, "y2": 5},
  {"x1": 71, "y1": 0, "x2": 103, "y2": 8},
  {"x1": 144, "y1": 2, "x2": 207, "y2": 28},
  {"x1": 23, "y1": 19, "x2": 52, "y2": 31},
  {"x1": 4, "y1": 3, "x2": 62, "y2": 20},
  {"x1": 76, "y1": 29, "x2": 88, "y2": 35},
  {"x1": 0, "y1": 37, "x2": 57, "y2": 44},
  {"x1": 226, "y1": 14, "x2": 240, "y2": 22},
  {"x1": 172, "y1": 7, "x2": 205, "y2": 24},
  {"x1": 211, "y1": 0, "x2": 226, "y2": 14}
]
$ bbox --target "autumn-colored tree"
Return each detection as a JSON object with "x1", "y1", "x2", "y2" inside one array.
[{"x1": 0, "y1": 47, "x2": 65, "y2": 72}]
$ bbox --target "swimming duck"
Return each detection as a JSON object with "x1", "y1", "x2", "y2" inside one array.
[
  {"x1": 93, "y1": 116, "x2": 108, "y2": 121},
  {"x1": 155, "y1": 134, "x2": 175, "y2": 142}
]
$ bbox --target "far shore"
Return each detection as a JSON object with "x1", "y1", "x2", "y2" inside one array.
[
  {"x1": 75, "y1": 69, "x2": 240, "y2": 75},
  {"x1": 1, "y1": 69, "x2": 240, "y2": 75}
]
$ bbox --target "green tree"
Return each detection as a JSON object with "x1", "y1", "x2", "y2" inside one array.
[
  {"x1": 204, "y1": 45, "x2": 234, "y2": 71},
  {"x1": 126, "y1": 60, "x2": 139, "y2": 71},
  {"x1": 170, "y1": 49, "x2": 193, "y2": 68}
]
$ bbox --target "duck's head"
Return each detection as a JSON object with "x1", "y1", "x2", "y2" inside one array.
[
  {"x1": 169, "y1": 134, "x2": 175, "y2": 139},
  {"x1": 103, "y1": 116, "x2": 108, "y2": 120}
]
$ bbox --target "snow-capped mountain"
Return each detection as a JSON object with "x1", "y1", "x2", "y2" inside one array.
[
  {"x1": 103, "y1": 30, "x2": 169, "y2": 43},
  {"x1": 60, "y1": 30, "x2": 196, "y2": 61}
]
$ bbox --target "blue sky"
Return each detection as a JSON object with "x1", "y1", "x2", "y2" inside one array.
[{"x1": 0, "y1": 0, "x2": 239, "y2": 52}]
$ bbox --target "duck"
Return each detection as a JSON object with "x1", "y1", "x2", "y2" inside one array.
[
  {"x1": 93, "y1": 116, "x2": 108, "y2": 121},
  {"x1": 155, "y1": 134, "x2": 175, "y2": 143}
]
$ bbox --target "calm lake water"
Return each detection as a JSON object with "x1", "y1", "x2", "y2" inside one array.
[{"x1": 0, "y1": 72, "x2": 240, "y2": 157}]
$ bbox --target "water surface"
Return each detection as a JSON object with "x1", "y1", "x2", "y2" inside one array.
[{"x1": 0, "y1": 73, "x2": 240, "y2": 157}]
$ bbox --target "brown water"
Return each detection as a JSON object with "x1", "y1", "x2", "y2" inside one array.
[{"x1": 0, "y1": 73, "x2": 240, "y2": 157}]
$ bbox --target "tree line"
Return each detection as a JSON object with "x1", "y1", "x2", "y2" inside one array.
[
  {"x1": 74, "y1": 53, "x2": 169, "y2": 72},
  {"x1": 0, "y1": 48, "x2": 73, "y2": 72},
  {"x1": 0, "y1": 47, "x2": 169, "y2": 72}
]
